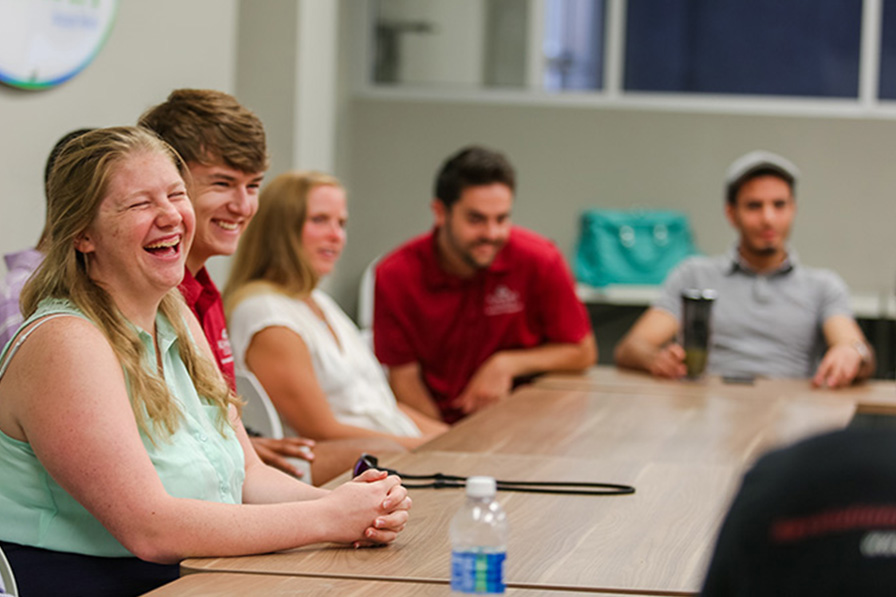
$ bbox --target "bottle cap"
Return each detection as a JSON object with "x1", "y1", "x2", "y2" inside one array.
[
  {"x1": 682, "y1": 288, "x2": 717, "y2": 302},
  {"x1": 466, "y1": 476, "x2": 496, "y2": 498}
]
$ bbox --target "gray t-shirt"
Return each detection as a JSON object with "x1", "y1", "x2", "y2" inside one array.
[{"x1": 653, "y1": 249, "x2": 853, "y2": 379}]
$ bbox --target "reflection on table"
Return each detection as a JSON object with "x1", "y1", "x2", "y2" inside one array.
[
  {"x1": 424, "y1": 382, "x2": 854, "y2": 466},
  {"x1": 534, "y1": 365, "x2": 896, "y2": 415}
]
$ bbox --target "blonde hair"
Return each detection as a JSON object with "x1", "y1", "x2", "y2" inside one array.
[
  {"x1": 223, "y1": 170, "x2": 343, "y2": 312},
  {"x1": 21, "y1": 126, "x2": 239, "y2": 437}
]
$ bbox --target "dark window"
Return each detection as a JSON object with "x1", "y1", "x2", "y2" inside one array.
[
  {"x1": 880, "y1": 0, "x2": 896, "y2": 99},
  {"x1": 624, "y1": 0, "x2": 862, "y2": 98}
]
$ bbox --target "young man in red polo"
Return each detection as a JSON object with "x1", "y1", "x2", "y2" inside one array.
[
  {"x1": 374, "y1": 146, "x2": 597, "y2": 423},
  {"x1": 140, "y1": 89, "x2": 397, "y2": 482}
]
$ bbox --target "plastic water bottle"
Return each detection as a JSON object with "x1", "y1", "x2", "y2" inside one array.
[{"x1": 450, "y1": 476, "x2": 508, "y2": 594}]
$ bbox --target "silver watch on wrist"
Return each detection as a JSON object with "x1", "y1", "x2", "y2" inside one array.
[{"x1": 852, "y1": 340, "x2": 871, "y2": 365}]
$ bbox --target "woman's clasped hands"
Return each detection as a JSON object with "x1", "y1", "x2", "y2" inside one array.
[{"x1": 327, "y1": 469, "x2": 411, "y2": 548}]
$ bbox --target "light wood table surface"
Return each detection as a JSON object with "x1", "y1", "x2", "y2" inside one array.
[
  {"x1": 181, "y1": 369, "x2": 857, "y2": 595},
  {"x1": 183, "y1": 451, "x2": 740, "y2": 595},
  {"x1": 421, "y1": 384, "x2": 855, "y2": 467},
  {"x1": 145, "y1": 572, "x2": 631, "y2": 596},
  {"x1": 534, "y1": 366, "x2": 896, "y2": 415}
]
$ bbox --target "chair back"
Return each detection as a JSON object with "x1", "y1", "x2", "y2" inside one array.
[
  {"x1": 0, "y1": 544, "x2": 18, "y2": 596},
  {"x1": 234, "y1": 370, "x2": 314, "y2": 483},
  {"x1": 357, "y1": 256, "x2": 381, "y2": 348},
  {"x1": 235, "y1": 370, "x2": 285, "y2": 439}
]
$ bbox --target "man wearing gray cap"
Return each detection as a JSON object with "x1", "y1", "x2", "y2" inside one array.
[{"x1": 614, "y1": 150, "x2": 874, "y2": 387}]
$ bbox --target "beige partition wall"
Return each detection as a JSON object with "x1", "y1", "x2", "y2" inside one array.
[{"x1": 329, "y1": 97, "x2": 896, "y2": 320}]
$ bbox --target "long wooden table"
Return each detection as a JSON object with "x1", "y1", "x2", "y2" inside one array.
[
  {"x1": 423, "y1": 383, "x2": 855, "y2": 467},
  {"x1": 182, "y1": 451, "x2": 740, "y2": 594},
  {"x1": 180, "y1": 367, "x2": 857, "y2": 595},
  {"x1": 146, "y1": 572, "x2": 632, "y2": 596}
]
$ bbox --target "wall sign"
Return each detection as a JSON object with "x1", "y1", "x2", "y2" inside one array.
[{"x1": 0, "y1": 0, "x2": 118, "y2": 90}]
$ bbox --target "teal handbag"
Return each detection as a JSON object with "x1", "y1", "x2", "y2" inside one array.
[{"x1": 574, "y1": 209, "x2": 699, "y2": 287}]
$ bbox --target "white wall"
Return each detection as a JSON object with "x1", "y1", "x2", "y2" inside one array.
[
  {"x1": 236, "y1": 0, "x2": 340, "y2": 177},
  {"x1": 0, "y1": 0, "x2": 239, "y2": 272}
]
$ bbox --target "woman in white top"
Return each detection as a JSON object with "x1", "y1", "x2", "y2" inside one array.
[{"x1": 224, "y1": 171, "x2": 447, "y2": 449}]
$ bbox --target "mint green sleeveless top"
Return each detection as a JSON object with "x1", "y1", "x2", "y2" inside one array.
[{"x1": 0, "y1": 298, "x2": 245, "y2": 557}]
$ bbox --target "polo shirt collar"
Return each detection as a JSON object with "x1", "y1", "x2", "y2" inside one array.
[
  {"x1": 489, "y1": 233, "x2": 513, "y2": 274},
  {"x1": 180, "y1": 267, "x2": 212, "y2": 308},
  {"x1": 423, "y1": 227, "x2": 512, "y2": 290},
  {"x1": 135, "y1": 309, "x2": 179, "y2": 357},
  {"x1": 725, "y1": 245, "x2": 797, "y2": 277}
]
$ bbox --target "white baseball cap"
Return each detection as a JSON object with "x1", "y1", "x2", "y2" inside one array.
[{"x1": 725, "y1": 150, "x2": 800, "y2": 201}]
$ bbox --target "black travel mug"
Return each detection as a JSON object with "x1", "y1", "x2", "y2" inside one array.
[{"x1": 681, "y1": 289, "x2": 716, "y2": 379}]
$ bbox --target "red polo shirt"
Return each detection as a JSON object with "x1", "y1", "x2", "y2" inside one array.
[
  {"x1": 374, "y1": 226, "x2": 590, "y2": 423},
  {"x1": 179, "y1": 267, "x2": 236, "y2": 391}
]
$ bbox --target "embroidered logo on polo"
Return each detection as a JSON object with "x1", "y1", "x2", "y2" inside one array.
[
  {"x1": 218, "y1": 328, "x2": 234, "y2": 365},
  {"x1": 485, "y1": 285, "x2": 524, "y2": 316}
]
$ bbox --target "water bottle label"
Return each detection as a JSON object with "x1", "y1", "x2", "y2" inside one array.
[{"x1": 451, "y1": 550, "x2": 505, "y2": 593}]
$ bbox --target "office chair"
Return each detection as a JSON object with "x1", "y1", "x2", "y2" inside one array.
[
  {"x1": 235, "y1": 370, "x2": 312, "y2": 483},
  {"x1": 357, "y1": 256, "x2": 381, "y2": 349},
  {"x1": 235, "y1": 370, "x2": 285, "y2": 439},
  {"x1": 0, "y1": 544, "x2": 18, "y2": 596}
]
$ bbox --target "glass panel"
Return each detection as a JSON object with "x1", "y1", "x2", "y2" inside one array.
[
  {"x1": 624, "y1": 0, "x2": 862, "y2": 98},
  {"x1": 543, "y1": 0, "x2": 605, "y2": 91},
  {"x1": 880, "y1": 0, "x2": 896, "y2": 99},
  {"x1": 370, "y1": 0, "x2": 604, "y2": 90}
]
